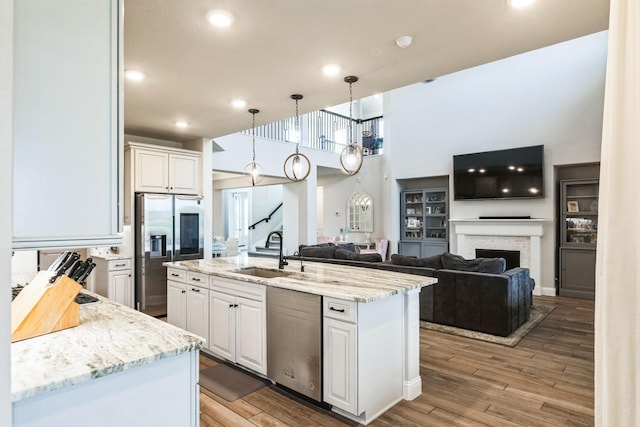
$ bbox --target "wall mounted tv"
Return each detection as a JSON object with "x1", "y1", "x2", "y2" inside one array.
[{"x1": 453, "y1": 145, "x2": 544, "y2": 200}]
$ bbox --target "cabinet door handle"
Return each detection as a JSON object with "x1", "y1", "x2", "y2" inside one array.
[
  {"x1": 181, "y1": 290, "x2": 186, "y2": 294},
  {"x1": 191, "y1": 277, "x2": 201, "y2": 281},
  {"x1": 115, "y1": 263, "x2": 126, "y2": 267},
  {"x1": 329, "y1": 307, "x2": 345, "y2": 313},
  {"x1": 171, "y1": 273, "x2": 180, "y2": 277},
  {"x1": 191, "y1": 288, "x2": 200, "y2": 292},
  {"x1": 228, "y1": 303, "x2": 238, "y2": 308}
]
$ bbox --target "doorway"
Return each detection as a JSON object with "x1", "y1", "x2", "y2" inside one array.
[{"x1": 227, "y1": 189, "x2": 250, "y2": 249}]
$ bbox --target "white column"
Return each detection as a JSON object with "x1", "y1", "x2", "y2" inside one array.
[{"x1": 403, "y1": 288, "x2": 422, "y2": 400}]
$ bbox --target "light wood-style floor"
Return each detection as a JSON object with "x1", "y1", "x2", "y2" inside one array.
[{"x1": 199, "y1": 295, "x2": 594, "y2": 426}]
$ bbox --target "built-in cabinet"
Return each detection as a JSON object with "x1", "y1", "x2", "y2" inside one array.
[
  {"x1": 166, "y1": 268, "x2": 209, "y2": 346},
  {"x1": 167, "y1": 270, "x2": 267, "y2": 375},
  {"x1": 93, "y1": 257, "x2": 134, "y2": 308},
  {"x1": 128, "y1": 143, "x2": 201, "y2": 195},
  {"x1": 399, "y1": 188, "x2": 449, "y2": 257},
  {"x1": 323, "y1": 295, "x2": 404, "y2": 424},
  {"x1": 559, "y1": 179, "x2": 598, "y2": 298},
  {"x1": 209, "y1": 278, "x2": 267, "y2": 375},
  {"x1": 13, "y1": 0, "x2": 122, "y2": 249},
  {"x1": 124, "y1": 143, "x2": 202, "y2": 224}
]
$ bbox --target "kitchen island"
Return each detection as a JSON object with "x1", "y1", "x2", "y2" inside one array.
[
  {"x1": 11, "y1": 292, "x2": 205, "y2": 427},
  {"x1": 165, "y1": 256, "x2": 436, "y2": 425}
]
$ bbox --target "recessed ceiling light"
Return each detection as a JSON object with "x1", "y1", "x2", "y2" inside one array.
[
  {"x1": 321, "y1": 64, "x2": 341, "y2": 77},
  {"x1": 175, "y1": 121, "x2": 189, "y2": 128},
  {"x1": 231, "y1": 99, "x2": 247, "y2": 109},
  {"x1": 125, "y1": 70, "x2": 146, "y2": 81},
  {"x1": 395, "y1": 35, "x2": 413, "y2": 49},
  {"x1": 507, "y1": 0, "x2": 535, "y2": 8},
  {"x1": 206, "y1": 9, "x2": 235, "y2": 28}
]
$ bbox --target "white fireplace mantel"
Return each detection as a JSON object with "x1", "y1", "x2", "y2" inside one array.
[{"x1": 449, "y1": 218, "x2": 553, "y2": 296}]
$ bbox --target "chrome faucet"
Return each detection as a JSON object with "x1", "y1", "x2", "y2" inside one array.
[{"x1": 266, "y1": 230, "x2": 288, "y2": 269}]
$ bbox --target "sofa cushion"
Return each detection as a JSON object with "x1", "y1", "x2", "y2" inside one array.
[
  {"x1": 335, "y1": 248, "x2": 358, "y2": 260},
  {"x1": 299, "y1": 245, "x2": 337, "y2": 258},
  {"x1": 390, "y1": 253, "x2": 442, "y2": 269},
  {"x1": 356, "y1": 253, "x2": 383, "y2": 263},
  {"x1": 440, "y1": 252, "x2": 506, "y2": 274},
  {"x1": 390, "y1": 254, "x2": 418, "y2": 266}
]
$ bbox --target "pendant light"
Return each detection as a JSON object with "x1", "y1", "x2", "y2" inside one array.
[
  {"x1": 283, "y1": 94, "x2": 311, "y2": 182},
  {"x1": 243, "y1": 108, "x2": 264, "y2": 186},
  {"x1": 339, "y1": 76, "x2": 363, "y2": 176}
]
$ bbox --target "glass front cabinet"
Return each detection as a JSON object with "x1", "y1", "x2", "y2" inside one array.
[
  {"x1": 399, "y1": 188, "x2": 449, "y2": 257},
  {"x1": 559, "y1": 179, "x2": 598, "y2": 298}
]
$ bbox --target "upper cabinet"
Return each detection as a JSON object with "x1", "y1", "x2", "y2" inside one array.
[
  {"x1": 12, "y1": 0, "x2": 123, "y2": 249},
  {"x1": 123, "y1": 143, "x2": 202, "y2": 224},
  {"x1": 127, "y1": 143, "x2": 201, "y2": 195}
]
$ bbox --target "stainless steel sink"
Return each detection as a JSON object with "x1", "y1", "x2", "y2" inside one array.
[{"x1": 233, "y1": 267, "x2": 292, "y2": 279}]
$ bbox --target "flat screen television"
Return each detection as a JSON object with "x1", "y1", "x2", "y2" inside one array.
[{"x1": 453, "y1": 145, "x2": 544, "y2": 200}]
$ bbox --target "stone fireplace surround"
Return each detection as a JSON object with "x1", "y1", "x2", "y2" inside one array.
[{"x1": 449, "y1": 218, "x2": 551, "y2": 296}]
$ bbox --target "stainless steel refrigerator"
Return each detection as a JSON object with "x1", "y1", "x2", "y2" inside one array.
[{"x1": 135, "y1": 193, "x2": 204, "y2": 316}]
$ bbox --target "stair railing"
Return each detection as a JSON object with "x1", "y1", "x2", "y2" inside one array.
[{"x1": 248, "y1": 202, "x2": 283, "y2": 230}]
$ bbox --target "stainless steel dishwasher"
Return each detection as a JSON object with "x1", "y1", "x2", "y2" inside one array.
[{"x1": 267, "y1": 286, "x2": 322, "y2": 401}]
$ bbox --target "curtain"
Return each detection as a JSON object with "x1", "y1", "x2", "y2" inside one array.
[{"x1": 595, "y1": 0, "x2": 640, "y2": 425}]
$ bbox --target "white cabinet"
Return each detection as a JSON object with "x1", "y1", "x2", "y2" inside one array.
[
  {"x1": 13, "y1": 0, "x2": 122, "y2": 249},
  {"x1": 127, "y1": 143, "x2": 201, "y2": 195},
  {"x1": 323, "y1": 295, "x2": 405, "y2": 424},
  {"x1": 94, "y1": 258, "x2": 133, "y2": 308},
  {"x1": 209, "y1": 277, "x2": 266, "y2": 375},
  {"x1": 324, "y1": 318, "x2": 357, "y2": 414},
  {"x1": 167, "y1": 280, "x2": 187, "y2": 330},
  {"x1": 166, "y1": 269, "x2": 209, "y2": 346}
]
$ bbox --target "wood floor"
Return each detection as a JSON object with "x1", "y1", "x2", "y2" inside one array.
[{"x1": 199, "y1": 295, "x2": 594, "y2": 427}]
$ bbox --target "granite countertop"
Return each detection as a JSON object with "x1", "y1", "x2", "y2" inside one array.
[
  {"x1": 90, "y1": 253, "x2": 131, "y2": 261},
  {"x1": 165, "y1": 256, "x2": 436, "y2": 303},
  {"x1": 11, "y1": 294, "x2": 205, "y2": 402}
]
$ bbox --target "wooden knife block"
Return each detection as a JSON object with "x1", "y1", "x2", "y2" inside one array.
[{"x1": 11, "y1": 271, "x2": 82, "y2": 342}]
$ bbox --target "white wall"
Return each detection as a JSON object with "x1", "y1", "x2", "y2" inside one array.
[
  {"x1": 248, "y1": 185, "x2": 283, "y2": 250},
  {"x1": 385, "y1": 31, "x2": 607, "y2": 294},
  {"x1": 1, "y1": 0, "x2": 12, "y2": 422},
  {"x1": 319, "y1": 155, "x2": 386, "y2": 242}
]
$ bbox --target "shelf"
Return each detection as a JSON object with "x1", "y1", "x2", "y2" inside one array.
[
  {"x1": 565, "y1": 211, "x2": 598, "y2": 216},
  {"x1": 566, "y1": 195, "x2": 598, "y2": 199}
]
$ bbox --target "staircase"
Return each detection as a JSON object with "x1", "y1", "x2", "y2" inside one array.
[{"x1": 248, "y1": 229, "x2": 282, "y2": 258}]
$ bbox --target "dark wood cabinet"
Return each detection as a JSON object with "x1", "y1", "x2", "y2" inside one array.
[
  {"x1": 399, "y1": 188, "x2": 448, "y2": 257},
  {"x1": 559, "y1": 179, "x2": 598, "y2": 298}
]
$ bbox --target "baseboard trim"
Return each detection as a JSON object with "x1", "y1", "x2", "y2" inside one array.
[
  {"x1": 403, "y1": 376, "x2": 422, "y2": 400},
  {"x1": 540, "y1": 286, "x2": 556, "y2": 296}
]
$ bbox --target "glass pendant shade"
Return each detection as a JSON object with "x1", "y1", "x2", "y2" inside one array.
[
  {"x1": 283, "y1": 94, "x2": 311, "y2": 182},
  {"x1": 244, "y1": 160, "x2": 264, "y2": 186},
  {"x1": 246, "y1": 108, "x2": 263, "y2": 186},
  {"x1": 340, "y1": 76, "x2": 363, "y2": 176},
  {"x1": 339, "y1": 143, "x2": 364, "y2": 176}
]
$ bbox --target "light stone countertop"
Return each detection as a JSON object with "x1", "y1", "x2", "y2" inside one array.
[
  {"x1": 11, "y1": 294, "x2": 205, "y2": 402},
  {"x1": 165, "y1": 256, "x2": 436, "y2": 303}
]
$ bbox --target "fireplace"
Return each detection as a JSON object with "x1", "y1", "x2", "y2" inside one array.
[
  {"x1": 476, "y1": 248, "x2": 520, "y2": 271},
  {"x1": 449, "y1": 218, "x2": 551, "y2": 296}
]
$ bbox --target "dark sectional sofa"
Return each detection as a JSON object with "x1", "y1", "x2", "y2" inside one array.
[{"x1": 290, "y1": 245, "x2": 534, "y2": 337}]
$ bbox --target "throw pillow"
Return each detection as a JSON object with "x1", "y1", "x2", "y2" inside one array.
[
  {"x1": 336, "y1": 242, "x2": 357, "y2": 253},
  {"x1": 440, "y1": 252, "x2": 506, "y2": 274},
  {"x1": 300, "y1": 246, "x2": 338, "y2": 258},
  {"x1": 335, "y1": 248, "x2": 358, "y2": 260}
]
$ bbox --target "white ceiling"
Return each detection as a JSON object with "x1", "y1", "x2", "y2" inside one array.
[{"x1": 123, "y1": 0, "x2": 609, "y2": 142}]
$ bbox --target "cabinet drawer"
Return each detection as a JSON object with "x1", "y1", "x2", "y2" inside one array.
[
  {"x1": 210, "y1": 277, "x2": 265, "y2": 301},
  {"x1": 187, "y1": 271, "x2": 209, "y2": 288},
  {"x1": 108, "y1": 259, "x2": 131, "y2": 271},
  {"x1": 323, "y1": 297, "x2": 357, "y2": 323},
  {"x1": 167, "y1": 268, "x2": 186, "y2": 282}
]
